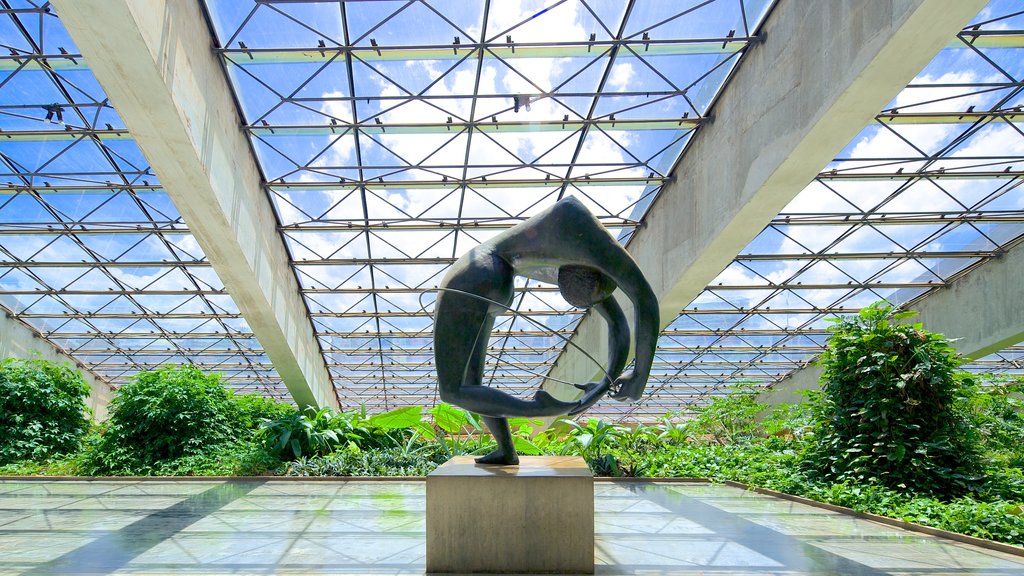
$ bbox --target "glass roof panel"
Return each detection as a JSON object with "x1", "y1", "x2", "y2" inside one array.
[
  {"x1": 622, "y1": 0, "x2": 1024, "y2": 422},
  {"x1": 0, "y1": 4, "x2": 286, "y2": 398},
  {"x1": 205, "y1": 0, "x2": 776, "y2": 412}
]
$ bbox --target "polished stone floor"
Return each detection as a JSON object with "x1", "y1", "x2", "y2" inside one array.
[{"x1": 0, "y1": 479, "x2": 1021, "y2": 575}]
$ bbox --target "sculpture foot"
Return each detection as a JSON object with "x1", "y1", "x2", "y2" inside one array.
[{"x1": 475, "y1": 449, "x2": 519, "y2": 466}]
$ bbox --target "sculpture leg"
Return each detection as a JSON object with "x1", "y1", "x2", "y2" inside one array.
[{"x1": 476, "y1": 416, "x2": 518, "y2": 465}]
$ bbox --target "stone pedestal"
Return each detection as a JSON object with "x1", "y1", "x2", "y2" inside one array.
[{"x1": 426, "y1": 456, "x2": 594, "y2": 574}]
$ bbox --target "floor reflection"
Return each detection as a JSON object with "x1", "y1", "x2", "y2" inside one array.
[{"x1": 0, "y1": 479, "x2": 1019, "y2": 575}]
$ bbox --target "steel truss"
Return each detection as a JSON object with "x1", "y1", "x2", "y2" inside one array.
[
  {"x1": 0, "y1": 2, "x2": 283, "y2": 396},
  {"x1": 3, "y1": 2, "x2": 1023, "y2": 421}
]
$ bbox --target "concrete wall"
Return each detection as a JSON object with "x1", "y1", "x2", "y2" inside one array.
[
  {"x1": 1, "y1": 312, "x2": 112, "y2": 421},
  {"x1": 54, "y1": 0, "x2": 338, "y2": 410}
]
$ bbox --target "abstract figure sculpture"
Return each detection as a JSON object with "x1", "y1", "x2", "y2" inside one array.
[{"x1": 433, "y1": 196, "x2": 659, "y2": 465}]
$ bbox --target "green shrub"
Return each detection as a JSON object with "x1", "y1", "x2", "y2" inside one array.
[
  {"x1": 968, "y1": 376, "x2": 1024, "y2": 469},
  {"x1": 231, "y1": 393, "x2": 297, "y2": 432},
  {"x1": 805, "y1": 303, "x2": 982, "y2": 496},
  {"x1": 0, "y1": 357, "x2": 91, "y2": 464},
  {"x1": 149, "y1": 441, "x2": 281, "y2": 476},
  {"x1": 683, "y1": 381, "x2": 768, "y2": 444},
  {"x1": 258, "y1": 406, "x2": 397, "y2": 460},
  {"x1": 282, "y1": 446, "x2": 447, "y2": 476},
  {"x1": 87, "y1": 365, "x2": 238, "y2": 474}
]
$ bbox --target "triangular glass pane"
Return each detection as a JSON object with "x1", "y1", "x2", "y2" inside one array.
[
  {"x1": 455, "y1": 229, "x2": 503, "y2": 254},
  {"x1": 351, "y1": 1, "x2": 460, "y2": 46},
  {"x1": 974, "y1": 222, "x2": 1024, "y2": 246},
  {"x1": 483, "y1": 186, "x2": 560, "y2": 218},
  {"x1": 26, "y1": 266, "x2": 85, "y2": 290},
  {"x1": 132, "y1": 294, "x2": 200, "y2": 315},
  {"x1": 285, "y1": 230, "x2": 365, "y2": 261},
  {"x1": 291, "y1": 60, "x2": 353, "y2": 104},
  {"x1": 94, "y1": 295, "x2": 144, "y2": 315},
  {"x1": 274, "y1": 186, "x2": 361, "y2": 225},
  {"x1": 827, "y1": 258, "x2": 898, "y2": 283},
  {"x1": 60, "y1": 293, "x2": 117, "y2": 314},
  {"x1": 234, "y1": 2, "x2": 341, "y2": 49},
  {"x1": 0, "y1": 267, "x2": 44, "y2": 291},
  {"x1": 411, "y1": 189, "x2": 464, "y2": 220},
  {"x1": 631, "y1": 0, "x2": 742, "y2": 38},
  {"x1": 0, "y1": 194, "x2": 54, "y2": 223},
  {"x1": 757, "y1": 290, "x2": 815, "y2": 311},
  {"x1": 40, "y1": 191, "x2": 115, "y2": 222},
  {"x1": 772, "y1": 224, "x2": 848, "y2": 254},
  {"x1": 225, "y1": 62, "x2": 291, "y2": 122},
  {"x1": 788, "y1": 288, "x2": 853, "y2": 309},
  {"x1": 375, "y1": 263, "x2": 449, "y2": 289},
  {"x1": 4, "y1": 234, "x2": 58, "y2": 261},
  {"x1": 790, "y1": 260, "x2": 854, "y2": 285},
  {"x1": 115, "y1": 235, "x2": 176, "y2": 263},
  {"x1": 978, "y1": 47, "x2": 1024, "y2": 84},
  {"x1": 369, "y1": 229, "x2": 455, "y2": 259},
  {"x1": 485, "y1": 1, "x2": 607, "y2": 43},
  {"x1": 947, "y1": 121, "x2": 1024, "y2": 158},
  {"x1": 871, "y1": 224, "x2": 945, "y2": 250},
  {"x1": 30, "y1": 235, "x2": 92, "y2": 263},
  {"x1": 76, "y1": 191, "x2": 150, "y2": 223},
  {"x1": 922, "y1": 223, "x2": 985, "y2": 253},
  {"x1": 0, "y1": 68, "x2": 68, "y2": 107},
  {"x1": 874, "y1": 259, "x2": 940, "y2": 284},
  {"x1": 824, "y1": 180, "x2": 903, "y2": 212},
  {"x1": 831, "y1": 226, "x2": 903, "y2": 254},
  {"x1": 781, "y1": 181, "x2": 859, "y2": 214},
  {"x1": 954, "y1": 179, "x2": 1017, "y2": 210},
  {"x1": 313, "y1": 187, "x2": 368, "y2": 222},
  {"x1": 918, "y1": 256, "x2": 981, "y2": 280},
  {"x1": 879, "y1": 179, "x2": 964, "y2": 212}
]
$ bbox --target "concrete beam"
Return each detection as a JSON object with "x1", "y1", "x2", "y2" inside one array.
[
  {"x1": 53, "y1": 0, "x2": 338, "y2": 410},
  {"x1": 545, "y1": 0, "x2": 987, "y2": 401},
  {"x1": 764, "y1": 242, "x2": 1024, "y2": 405},
  {"x1": 1, "y1": 312, "x2": 113, "y2": 420}
]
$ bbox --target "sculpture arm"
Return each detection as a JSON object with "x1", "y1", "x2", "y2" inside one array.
[
  {"x1": 568, "y1": 295, "x2": 629, "y2": 415},
  {"x1": 567, "y1": 231, "x2": 659, "y2": 402},
  {"x1": 605, "y1": 262, "x2": 659, "y2": 402}
]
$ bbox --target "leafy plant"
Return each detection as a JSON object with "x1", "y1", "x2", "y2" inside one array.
[
  {"x1": 564, "y1": 418, "x2": 628, "y2": 475},
  {"x1": 231, "y1": 393, "x2": 297, "y2": 432},
  {"x1": 87, "y1": 364, "x2": 238, "y2": 474},
  {"x1": 968, "y1": 376, "x2": 1024, "y2": 469},
  {"x1": 0, "y1": 357, "x2": 91, "y2": 464},
  {"x1": 283, "y1": 446, "x2": 447, "y2": 477},
  {"x1": 805, "y1": 303, "x2": 982, "y2": 496},
  {"x1": 258, "y1": 407, "x2": 368, "y2": 460},
  {"x1": 684, "y1": 381, "x2": 768, "y2": 444}
]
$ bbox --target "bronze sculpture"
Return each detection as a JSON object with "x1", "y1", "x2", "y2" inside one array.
[{"x1": 433, "y1": 196, "x2": 659, "y2": 465}]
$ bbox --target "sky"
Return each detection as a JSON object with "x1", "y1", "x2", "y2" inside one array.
[{"x1": 0, "y1": 0, "x2": 1021, "y2": 416}]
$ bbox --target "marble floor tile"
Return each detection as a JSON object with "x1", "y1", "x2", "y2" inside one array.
[{"x1": 0, "y1": 479, "x2": 1021, "y2": 575}]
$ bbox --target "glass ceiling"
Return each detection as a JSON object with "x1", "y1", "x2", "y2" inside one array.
[
  {"x1": 626, "y1": 0, "x2": 1024, "y2": 420},
  {"x1": 0, "y1": 1, "x2": 287, "y2": 398},
  {"x1": 1, "y1": 0, "x2": 1021, "y2": 421},
  {"x1": 202, "y1": 0, "x2": 776, "y2": 412}
]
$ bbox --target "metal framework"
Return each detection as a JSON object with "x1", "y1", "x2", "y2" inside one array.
[
  {"x1": 0, "y1": 1, "x2": 287, "y2": 397},
  {"x1": 201, "y1": 0, "x2": 779, "y2": 413},
  {"x1": 1, "y1": 0, "x2": 1023, "y2": 421},
  {"x1": 627, "y1": 6, "x2": 1024, "y2": 420}
]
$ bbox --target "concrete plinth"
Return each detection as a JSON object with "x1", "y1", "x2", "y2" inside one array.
[{"x1": 426, "y1": 456, "x2": 594, "y2": 574}]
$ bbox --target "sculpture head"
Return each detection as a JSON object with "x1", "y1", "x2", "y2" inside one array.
[{"x1": 557, "y1": 265, "x2": 616, "y2": 308}]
